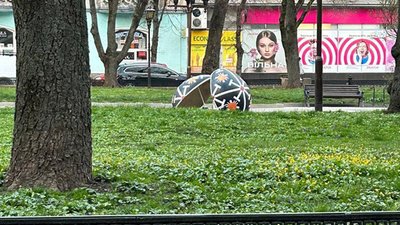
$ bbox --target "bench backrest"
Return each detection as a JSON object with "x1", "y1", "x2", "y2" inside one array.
[{"x1": 304, "y1": 84, "x2": 362, "y2": 96}]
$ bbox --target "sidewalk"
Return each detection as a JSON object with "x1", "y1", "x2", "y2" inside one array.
[{"x1": 0, "y1": 102, "x2": 386, "y2": 112}]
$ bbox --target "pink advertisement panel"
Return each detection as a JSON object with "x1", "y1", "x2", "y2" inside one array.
[
  {"x1": 337, "y1": 30, "x2": 391, "y2": 73},
  {"x1": 241, "y1": 29, "x2": 395, "y2": 74},
  {"x1": 297, "y1": 30, "x2": 338, "y2": 73},
  {"x1": 246, "y1": 8, "x2": 387, "y2": 25}
]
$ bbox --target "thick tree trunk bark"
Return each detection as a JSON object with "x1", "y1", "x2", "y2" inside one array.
[
  {"x1": 280, "y1": 0, "x2": 301, "y2": 88},
  {"x1": 387, "y1": 0, "x2": 400, "y2": 113},
  {"x1": 279, "y1": 0, "x2": 314, "y2": 88},
  {"x1": 235, "y1": 0, "x2": 247, "y2": 75},
  {"x1": 387, "y1": 74, "x2": 400, "y2": 112},
  {"x1": 5, "y1": 0, "x2": 92, "y2": 191},
  {"x1": 284, "y1": 32, "x2": 302, "y2": 88},
  {"x1": 202, "y1": 0, "x2": 229, "y2": 74},
  {"x1": 104, "y1": 58, "x2": 120, "y2": 87}
]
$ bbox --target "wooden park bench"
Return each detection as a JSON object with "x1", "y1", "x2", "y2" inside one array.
[{"x1": 304, "y1": 84, "x2": 364, "y2": 107}]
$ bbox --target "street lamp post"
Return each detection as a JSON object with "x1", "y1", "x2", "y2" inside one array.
[
  {"x1": 186, "y1": 0, "x2": 194, "y2": 79},
  {"x1": 315, "y1": 0, "x2": 323, "y2": 111},
  {"x1": 173, "y1": 0, "x2": 208, "y2": 79},
  {"x1": 145, "y1": 6, "x2": 155, "y2": 88}
]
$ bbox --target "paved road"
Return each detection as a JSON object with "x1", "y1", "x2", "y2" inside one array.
[{"x1": 0, "y1": 102, "x2": 386, "y2": 112}]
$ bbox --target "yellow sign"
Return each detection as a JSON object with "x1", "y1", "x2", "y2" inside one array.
[
  {"x1": 190, "y1": 31, "x2": 238, "y2": 73},
  {"x1": 191, "y1": 30, "x2": 238, "y2": 45},
  {"x1": 221, "y1": 45, "x2": 237, "y2": 72},
  {"x1": 191, "y1": 30, "x2": 209, "y2": 45},
  {"x1": 191, "y1": 45, "x2": 206, "y2": 73}
]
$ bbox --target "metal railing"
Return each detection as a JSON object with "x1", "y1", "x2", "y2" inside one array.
[{"x1": 0, "y1": 212, "x2": 399, "y2": 225}]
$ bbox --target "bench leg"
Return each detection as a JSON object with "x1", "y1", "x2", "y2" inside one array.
[
  {"x1": 359, "y1": 98, "x2": 364, "y2": 107},
  {"x1": 358, "y1": 98, "x2": 363, "y2": 107},
  {"x1": 305, "y1": 97, "x2": 310, "y2": 107}
]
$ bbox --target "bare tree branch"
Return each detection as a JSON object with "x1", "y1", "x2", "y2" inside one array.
[
  {"x1": 89, "y1": 0, "x2": 106, "y2": 61},
  {"x1": 151, "y1": 0, "x2": 168, "y2": 62},
  {"x1": 296, "y1": 0, "x2": 314, "y2": 28},
  {"x1": 295, "y1": 0, "x2": 304, "y2": 11},
  {"x1": 158, "y1": 0, "x2": 168, "y2": 24},
  {"x1": 106, "y1": 0, "x2": 119, "y2": 56},
  {"x1": 116, "y1": 0, "x2": 148, "y2": 62},
  {"x1": 235, "y1": 0, "x2": 247, "y2": 75}
]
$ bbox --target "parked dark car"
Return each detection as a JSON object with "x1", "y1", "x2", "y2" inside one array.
[
  {"x1": 0, "y1": 77, "x2": 16, "y2": 85},
  {"x1": 91, "y1": 63, "x2": 186, "y2": 87},
  {"x1": 117, "y1": 63, "x2": 186, "y2": 87}
]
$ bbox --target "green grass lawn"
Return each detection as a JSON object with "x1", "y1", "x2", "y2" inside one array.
[
  {"x1": 0, "y1": 85, "x2": 389, "y2": 106},
  {"x1": 0, "y1": 106, "x2": 399, "y2": 215}
]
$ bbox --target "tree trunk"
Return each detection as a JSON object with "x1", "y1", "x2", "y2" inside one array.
[
  {"x1": 151, "y1": 0, "x2": 167, "y2": 63},
  {"x1": 104, "y1": 57, "x2": 120, "y2": 87},
  {"x1": 89, "y1": 0, "x2": 148, "y2": 87},
  {"x1": 387, "y1": 72, "x2": 400, "y2": 112},
  {"x1": 104, "y1": 0, "x2": 120, "y2": 87},
  {"x1": 280, "y1": 0, "x2": 301, "y2": 88},
  {"x1": 387, "y1": 0, "x2": 400, "y2": 113},
  {"x1": 279, "y1": 0, "x2": 314, "y2": 88},
  {"x1": 202, "y1": 0, "x2": 230, "y2": 74},
  {"x1": 284, "y1": 32, "x2": 302, "y2": 88},
  {"x1": 235, "y1": 0, "x2": 247, "y2": 75},
  {"x1": 5, "y1": 0, "x2": 92, "y2": 191},
  {"x1": 151, "y1": 0, "x2": 160, "y2": 63}
]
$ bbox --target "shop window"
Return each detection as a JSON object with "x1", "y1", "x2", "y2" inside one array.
[
  {"x1": 0, "y1": 27, "x2": 15, "y2": 56},
  {"x1": 115, "y1": 29, "x2": 148, "y2": 62},
  {"x1": 115, "y1": 29, "x2": 146, "y2": 50}
]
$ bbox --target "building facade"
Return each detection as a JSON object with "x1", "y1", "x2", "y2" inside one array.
[
  {"x1": 0, "y1": 0, "x2": 190, "y2": 78},
  {"x1": 241, "y1": 1, "x2": 395, "y2": 76},
  {"x1": 0, "y1": 0, "x2": 395, "y2": 83}
]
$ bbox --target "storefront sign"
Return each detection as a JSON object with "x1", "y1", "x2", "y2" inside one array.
[
  {"x1": 191, "y1": 30, "x2": 237, "y2": 45},
  {"x1": 246, "y1": 8, "x2": 387, "y2": 25},
  {"x1": 191, "y1": 30, "x2": 238, "y2": 73}
]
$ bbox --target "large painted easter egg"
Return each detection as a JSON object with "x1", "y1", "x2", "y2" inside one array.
[
  {"x1": 210, "y1": 69, "x2": 251, "y2": 111},
  {"x1": 172, "y1": 75, "x2": 211, "y2": 108}
]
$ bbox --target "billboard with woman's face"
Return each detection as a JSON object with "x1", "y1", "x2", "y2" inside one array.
[
  {"x1": 241, "y1": 29, "x2": 395, "y2": 74},
  {"x1": 242, "y1": 29, "x2": 287, "y2": 74}
]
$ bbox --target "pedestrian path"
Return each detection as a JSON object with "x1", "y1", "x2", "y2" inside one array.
[
  {"x1": 250, "y1": 106, "x2": 385, "y2": 112},
  {"x1": 0, "y1": 102, "x2": 386, "y2": 112}
]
